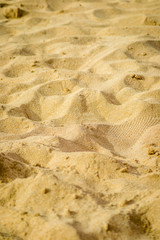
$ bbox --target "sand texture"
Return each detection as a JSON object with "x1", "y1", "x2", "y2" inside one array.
[{"x1": 0, "y1": 0, "x2": 160, "y2": 239}]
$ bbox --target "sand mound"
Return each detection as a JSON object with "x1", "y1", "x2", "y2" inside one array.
[{"x1": 0, "y1": 0, "x2": 160, "y2": 239}]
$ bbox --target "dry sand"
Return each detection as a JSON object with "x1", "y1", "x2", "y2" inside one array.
[{"x1": 0, "y1": 0, "x2": 160, "y2": 239}]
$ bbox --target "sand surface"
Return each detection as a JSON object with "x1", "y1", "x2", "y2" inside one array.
[{"x1": 0, "y1": 0, "x2": 160, "y2": 239}]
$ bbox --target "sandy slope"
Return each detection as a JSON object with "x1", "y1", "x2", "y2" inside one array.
[{"x1": 0, "y1": 0, "x2": 160, "y2": 239}]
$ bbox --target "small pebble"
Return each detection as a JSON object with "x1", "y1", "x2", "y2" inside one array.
[
  {"x1": 43, "y1": 188, "x2": 51, "y2": 194},
  {"x1": 131, "y1": 74, "x2": 144, "y2": 80},
  {"x1": 146, "y1": 168, "x2": 153, "y2": 173},
  {"x1": 148, "y1": 148, "x2": 156, "y2": 155}
]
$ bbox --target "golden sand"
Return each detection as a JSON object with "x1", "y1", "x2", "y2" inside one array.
[{"x1": 0, "y1": 0, "x2": 160, "y2": 239}]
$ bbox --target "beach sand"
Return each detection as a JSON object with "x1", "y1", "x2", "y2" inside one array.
[{"x1": 0, "y1": 0, "x2": 160, "y2": 239}]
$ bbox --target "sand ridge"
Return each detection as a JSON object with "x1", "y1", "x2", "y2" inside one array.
[{"x1": 0, "y1": 0, "x2": 160, "y2": 239}]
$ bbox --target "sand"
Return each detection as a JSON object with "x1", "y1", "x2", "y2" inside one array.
[{"x1": 0, "y1": 0, "x2": 160, "y2": 239}]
